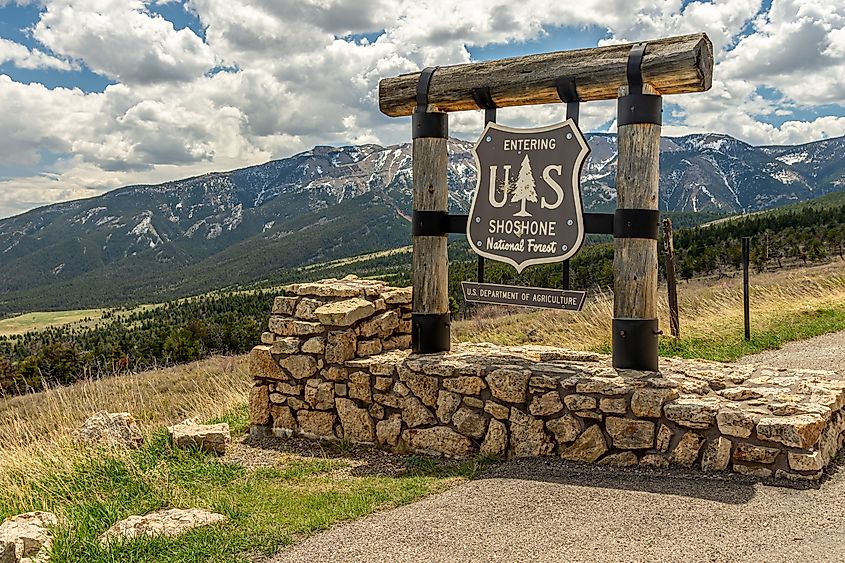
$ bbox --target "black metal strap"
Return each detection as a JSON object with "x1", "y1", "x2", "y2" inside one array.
[
  {"x1": 584, "y1": 212, "x2": 614, "y2": 235},
  {"x1": 412, "y1": 211, "x2": 467, "y2": 236},
  {"x1": 416, "y1": 67, "x2": 437, "y2": 106},
  {"x1": 617, "y1": 43, "x2": 662, "y2": 126},
  {"x1": 612, "y1": 318, "x2": 659, "y2": 371},
  {"x1": 555, "y1": 76, "x2": 580, "y2": 125},
  {"x1": 613, "y1": 209, "x2": 660, "y2": 239},
  {"x1": 412, "y1": 66, "x2": 448, "y2": 138},
  {"x1": 471, "y1": 87, "x2": 497, "y2": 125},
  {"x1": 555, "y1": 76, "x2": 579, "y2": 102},
  {"x1": 471, "y1": 87, "x2": 496, "y2": 109},
  {"x1": 626, "y1": 43, "x2": 647, "y2": 95},
  {"x1": 412, "y1": 313, "x2": 451, "y2": 354}
]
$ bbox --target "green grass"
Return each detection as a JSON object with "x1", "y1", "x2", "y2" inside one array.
[
  {"x1": 0, "y1": 423, "x2": 492, "y2": 563},
  {"x1": 653, "y1": 307, "x2": 845, "y2": 362},
  {"x1": 0, "y1": 309, "x2": 107, "y2": 336}
]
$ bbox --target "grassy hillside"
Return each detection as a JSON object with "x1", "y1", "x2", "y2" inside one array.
[
  {"x1": 0, "y1": 292, "x2": 273, "y2": 396},
  {"x1": 455, "y1": 260, "x2": 845, "y2": 362},
  {"x1": 0, "y1": 192, "x2": 410, "y2": 316}
]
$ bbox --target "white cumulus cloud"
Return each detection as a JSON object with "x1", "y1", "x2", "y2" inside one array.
[{"x1": 0, "y1": 0, "x2": 843, "y2": 219}]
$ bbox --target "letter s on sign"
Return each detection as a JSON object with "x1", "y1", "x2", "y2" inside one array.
[{"x1": 540, "y1": 165, "x2": 564, "y2": 210}]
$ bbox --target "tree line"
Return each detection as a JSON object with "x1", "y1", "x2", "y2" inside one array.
[
  {"x1": 0, "y1": 292, "x2": 273, "y2": 396},
  {"x1": 445, "y1": 203, "x2": 845, "y2": 313},
  {"x1": 3, "y1": 200, "x2": 844, "y2": 397}
]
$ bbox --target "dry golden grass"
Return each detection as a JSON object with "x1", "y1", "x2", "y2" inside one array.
[
  {"x1": 453, "y1": 260, "x2": 845, "y2": 355},
  {"x1": 0, "y1": 355, "x2": 252, "y2": 506}
]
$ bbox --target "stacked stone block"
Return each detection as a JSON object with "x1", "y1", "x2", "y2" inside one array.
[
  {"x1": 250, "y1": 277, "x2": 845, "y2": 482},
  {"x1": 249, "y1": 276, "x2": 412, "y2": 442}
]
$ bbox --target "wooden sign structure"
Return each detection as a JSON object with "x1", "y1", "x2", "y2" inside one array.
[{"x1": 379, "y1": 33, "x2": 713, "y2": 371}]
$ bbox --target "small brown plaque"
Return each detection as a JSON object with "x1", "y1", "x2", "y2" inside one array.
[
  {"x1": 467, "y1": 120, "x2": 590, "y2": 272},
  {"x1": 461, "y1": 282, "x2": 586, "y2": 311}
]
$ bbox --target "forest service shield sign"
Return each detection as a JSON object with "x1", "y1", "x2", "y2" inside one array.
[{"x1": 466, "y1": 119, "x2": 590, "y2": 272}]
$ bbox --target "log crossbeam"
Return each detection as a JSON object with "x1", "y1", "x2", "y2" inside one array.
[{"x1": 379, "y1": 33, "x2": 712, "y2": 117}]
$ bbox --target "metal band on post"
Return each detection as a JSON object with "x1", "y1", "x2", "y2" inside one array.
[
  {"x1": 411, "y1": 211, "x2": 467, "y2": 236},
  {"x1": 617, "y1": 43, "x2": 662, "y2": 126},
  {"x1": 613, "y1": 209, "x2": 661, "y2": 239},
  {"x1": 412, "y1": 67, "x2": 448, "y2": 139},
  {"x1": 413, "y1": 313, "x2": 451, "y2": 354},
  {"x1": 612, "y1": 318, "x2": 660, "y2": 371}
]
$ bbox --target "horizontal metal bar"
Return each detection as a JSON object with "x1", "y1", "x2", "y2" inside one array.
[
  {"x1": 584, "y1": 212, "x2": 614, "y2": 234},
  {"x1": 412, "y1": 211, "x2": 468, "y2": 236},
  {"x1": 614, "y1": 209, "x2": 661, "y2": 239},
  {"x1": 415, "y1": 211, "x2": 657, "y2": 238}
]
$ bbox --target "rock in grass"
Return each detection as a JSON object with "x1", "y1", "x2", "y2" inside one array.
[
  {"x1": 99, "y1": 508, "x2": 226, "y2": 545},
  {"x1": 76, "y1": 411, "x2": 143, "y2": 449},
  {"x1": 0, "y1": 539, "x2": 14, "y2": 563},
  {"x1": 0, "y1": 511, "x2": 58, "y2": 563},
  {"x1": 168, "y1": 422, "x2": 231, "y2": 455}
]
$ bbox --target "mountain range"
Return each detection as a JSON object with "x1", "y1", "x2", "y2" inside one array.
[{"x1": 1, "y1": 132, "x2": 844, "y2": 315}]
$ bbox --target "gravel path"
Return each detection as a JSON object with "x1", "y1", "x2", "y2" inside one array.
[
  {"x1": 739, "y1": 329, "x2": 845, "y2": 371},
  {"x1": 271, "y1": 459, "x2": 845, "y2": 562},
  {"x1": 269, "y1": 331, "x2": 845, "y2": 562}
]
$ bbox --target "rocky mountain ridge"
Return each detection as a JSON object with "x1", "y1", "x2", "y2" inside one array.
[{"x1": 1, "y1": 132, "x2": 843, "y2": 313}]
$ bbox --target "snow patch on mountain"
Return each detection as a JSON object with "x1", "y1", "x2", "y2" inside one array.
[
  {"x1": 776, "y1": 152, "x2": 809, "y2": 165},
  {"x1": 129, "y1": 212, "x2": 163, "y2": 248}
]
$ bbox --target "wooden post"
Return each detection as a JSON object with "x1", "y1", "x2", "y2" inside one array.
[
  {"x1": 612, "y1": 83, "x2": 661, "y2": 371},
  {"x1": 742, "y1": 236, "x2": 751, "y2": 341},
  {"x1": 662, "y1": 218, "x2": 680, "y2": 338},
  {"x1": 412, "y1": 135, "x2": 450, "y2": 352}
]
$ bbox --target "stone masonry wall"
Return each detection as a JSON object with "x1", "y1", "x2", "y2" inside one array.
[
  {"x1": 249, "y1": 275, "x2": 412, "y2": 441},
  {"x1": 250, "y1": 278, "x2": 845, "y2": 482}
]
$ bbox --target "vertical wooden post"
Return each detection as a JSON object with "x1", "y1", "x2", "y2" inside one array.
[
  {"x1": 662, "y1": 218, "x2": 680, "y2": 338},
  {"x1": 412, "y1": 134, "x2": 450, "y2": 353},
  {"x1": 612, "y1": 83, "x2": 661, "y2": 371},
  {"x1": 742, "y1": 236, "x2": 751, "y2": 341}
]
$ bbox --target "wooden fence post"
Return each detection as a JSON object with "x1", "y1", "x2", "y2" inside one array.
[
  {"x1": 662, "y1": 218, "x2": 680, "y2": 338},
  {"x1": 743, "y1": 236, "x2": 751, "y2": 341}
]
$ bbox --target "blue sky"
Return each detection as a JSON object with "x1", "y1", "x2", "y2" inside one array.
[{"x1": 0, "y1": 0, "x2": 843, "y2": 219}]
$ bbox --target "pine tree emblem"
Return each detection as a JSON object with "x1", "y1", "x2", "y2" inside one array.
[{"x1": 511, "y1": 154, "x2": 538, "y2": 217}]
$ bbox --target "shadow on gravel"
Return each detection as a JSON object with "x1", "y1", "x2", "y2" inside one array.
[
  {"x1": 478, "y1": 457, "x2": 759, "y2": 504},
  {"x1": 230, "y1": 435, "x2": 488, "y2": 478},
  {"x1": 233, "y1": 435, "x2": 839, "y2": 502}
]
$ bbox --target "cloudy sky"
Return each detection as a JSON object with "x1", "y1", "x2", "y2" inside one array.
[{"x1": 0, "y1": 0, "x2": 843, "y2": 219}]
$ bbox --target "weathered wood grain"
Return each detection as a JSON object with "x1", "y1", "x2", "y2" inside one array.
[
  {"x1": 614, "y1": 85, "x2": 660, "y2": 320},
  {"x1": 412, "y1": 136, "x2": 449, "y2": 316},
  {"x1": 662, "y1": 218, "x2": 680, "y2": 338},
  {"x1": 380, "y1": 33, "x2": 712, "y2": 117}
]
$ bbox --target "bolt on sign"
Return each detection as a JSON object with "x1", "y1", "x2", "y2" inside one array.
[{"x1": 466, "y1": 119, "x2": 590, "y2": 272}]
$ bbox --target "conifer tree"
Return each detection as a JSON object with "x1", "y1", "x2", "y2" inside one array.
[{"x1": 511, "y1": 155, "x2": 538, "y2": 217}]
